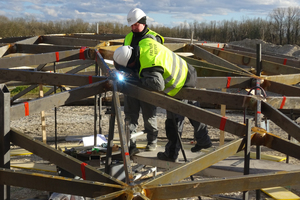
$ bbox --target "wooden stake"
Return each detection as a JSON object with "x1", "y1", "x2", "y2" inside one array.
[
  {"x1": 219, "y1": 88, "x2": 226, "y2": 146},
  {"x1": 39, "y1": 84, "x2": 46, "y2": 144}
]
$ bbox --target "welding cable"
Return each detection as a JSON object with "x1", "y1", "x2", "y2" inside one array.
[{"x1": 171, "y1": 112, "x2": 202, "y2": 200}]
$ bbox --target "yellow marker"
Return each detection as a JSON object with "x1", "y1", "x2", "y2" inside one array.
[{"x1": 262, "y1": 187, "x2": 300, "y2": 200}]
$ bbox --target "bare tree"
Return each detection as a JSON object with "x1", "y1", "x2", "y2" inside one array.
[
  {"x1": 285, "y1": 7, "x2": 299, "y2": 44},
  {"x1": 269, "y1": 8, "x2": 286, "y2": 45}
]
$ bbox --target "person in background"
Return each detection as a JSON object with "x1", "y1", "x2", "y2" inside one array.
[
  {"x1": 123, "y1": 8, "x2": 164, "y2": 156},
  {"x1": 113, "y1": 38, "x2": 212, "y2": 162}
]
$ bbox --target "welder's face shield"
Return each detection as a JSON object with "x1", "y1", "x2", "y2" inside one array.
[
  {"x1": 113, "y1": 60, "x2": 126, "y2": 71},
  {"x1": 113, "y1": 60, "x2": 133, "y2": 74}
]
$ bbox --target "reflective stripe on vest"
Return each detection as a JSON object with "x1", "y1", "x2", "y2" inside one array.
[
  {"x1": 163, "y1": 52, "x2": 184, "y2": 94},
  {"x1": 138, "y1": 38, "x2": 188, "y2": 96}
]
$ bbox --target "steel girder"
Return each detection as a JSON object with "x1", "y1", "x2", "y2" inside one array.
[{"x1": 0, "y1": 34, "x2": 300, "y2": 199}]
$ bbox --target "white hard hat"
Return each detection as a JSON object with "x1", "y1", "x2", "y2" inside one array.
[
  {"x1": 113, "y1": 46, "x2": 133, "y2": 67},
  {"x1": 127, "y1": 8, "x2": 146, "y2": 26}
]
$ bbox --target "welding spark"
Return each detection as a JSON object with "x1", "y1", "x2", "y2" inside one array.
[{"x1": 117, "y1": 73, "x2": 124, "y2": 81}]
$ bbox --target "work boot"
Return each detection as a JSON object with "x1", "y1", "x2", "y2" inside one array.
[
  {"x1": 145, "y1": 143, "x2": 157, "y2": 151},
  {"x1": 129, "y1": 147, "x2": 140, "y2": 156},
  {"x1": 157, "y1": 152, "x2": 178, "y2": 162},
  {"x1": 191, "y1": 142, "x2": 212, "y2": 153}
]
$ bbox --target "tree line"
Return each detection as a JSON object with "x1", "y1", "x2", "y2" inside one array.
[{"x1": 0, "y1": 7, "x2": 299, "y2": 46}]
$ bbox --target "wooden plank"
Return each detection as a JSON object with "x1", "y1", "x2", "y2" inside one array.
[
  {"x1": 262, "y1": 187, "x2": 300, "y2": 200},
  {"x1": 220, "y1": 88, "x2": 226, "y2": 145}
]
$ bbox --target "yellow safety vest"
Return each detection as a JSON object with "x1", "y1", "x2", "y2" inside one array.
[
  {"x1": 138, "y1": 38, "x2": 188, "y2": 96},
  {"x1": 124, "y1": 28, "x2": 165, "y2": 46}
]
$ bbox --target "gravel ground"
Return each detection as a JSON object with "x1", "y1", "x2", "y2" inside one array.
[{"x1": 8, "y1": 101, "x2": 300, "y2": 199}]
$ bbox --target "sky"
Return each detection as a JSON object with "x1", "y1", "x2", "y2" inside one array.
[{"x1": 0, "y1": 0, "x2": 299, "y2": 27}]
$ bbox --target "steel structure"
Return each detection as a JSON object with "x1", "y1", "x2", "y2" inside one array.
[{"x1": 0, "y1": 33, "x2": 300, "y2": 199}]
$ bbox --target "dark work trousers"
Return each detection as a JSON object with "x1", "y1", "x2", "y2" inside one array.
[
  {"x1": 124, "y1": 95, "x2": 158, "y2": 148},
  {"x1": 164, "y1": 99, "x2": 211, "y2": 160}
]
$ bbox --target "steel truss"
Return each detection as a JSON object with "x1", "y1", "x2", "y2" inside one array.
[{"x1": 0, "y1": 33, "x2": 300, "y2": 199}]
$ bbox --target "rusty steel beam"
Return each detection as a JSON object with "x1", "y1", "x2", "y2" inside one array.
[
  {"x1": 9, "y1": 128, "x2": 125, "y2": 186},
  {"x1": 225, "y1": 44, "x2": 300, "y2": 68},
  {"x1": 13, "y1": 44, "x2": 80, "y2": 54},
  {"x1": 198, "y1": 45, "x2": 300, "y2": 75},
  {"x1": 261, "y1": 79, "x2": 300, "y2": 97},
  {"x1": 42, "y1": 59, "x2": 94, "y2": 71},
  {"x1": 175, "y1": 88, "x2": 257, "y2": 110},
  {"x1": 193, "y1": 65, "x2": 244, "y2": 77},
  {"x1": 180, "y1": 55, "x2": 251, "y2": 76},
  {"x1": 0, "y1": 168, "x2": 123, "y2": 198},
  {"x1": 10, "y1": 80, "x2": 111, "y2": 120},
  {"x1": 266, "y1": 96, "x2": 300, "y2": 109},
  {"x1": 188, "y1": 44, "x2": 254, "y2": 76},
  {"x1": 251, "y1": 129, "x2": 300, "y2": 160},
  {"x1": 0, "y1": 45, "x2": 11, "y2": 58},
  {"x1": 264, "y1": 74, "x2": 300, "y2": 85},
  {"x1": 121, "y1": 83, "x2": 247, "y2": 137},
  {"x1": 69, "y1": 33, "x2": 126, "y2": 40},
  {"x1": 40, "y1": 36, "x2": 101, "y2": 47},
  {"x1": 261, "y1": 101, "x2": 300, "y2": 142},
  {"x1": 112, "y1": 82, "x2": 133, "y2": 184},
  {"x1": 15, "y1": 36, "x2": 40, "y2": 44},
  {"x1": 164, "y1": 43, "x2": 186, "y2": 52},
  {"x1": 0, "y1": 49, "x2": 89, "y2": 69},
  {"x1": 43, "y1": 62, "x2": 94, "y2": 96},
  {"x1": 95, "y1": 49, "x2": 113, "y2": 77},
  {"x1": 176, "y1": 88, "x2": 300, "y2": 110},
  {"x1": 0, "y1": 36, "x2": 31, "y2": 44},
  {"x1": 0, "y1": 68, "x2": 106, "y2": 86},
  {"x1": 196, "y1": 77, "x2": 253, "y2": 89}
]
